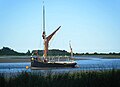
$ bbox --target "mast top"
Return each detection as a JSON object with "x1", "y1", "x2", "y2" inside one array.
[{"x1": 43, "y1": 1, "x2": 45, "y2": 32}]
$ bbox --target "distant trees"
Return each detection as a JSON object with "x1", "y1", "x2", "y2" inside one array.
[
  {"x1": 75, "y1": 52, "x2": 120, "y2": 56},
  {"x1": 0, "y1": 47, "x2": 70, "y2": 56},
  {"x1": 108, "y1": 52, "x2": 120, "y2": 55},
  {"x1": 26, "y1": 50, "x2": 31, "y2": 55},
  {"x1": 0, "y1": 47, "x2": 120, "y2": 56},
  {"x1": 0, "y1": 47, "x2": 26, "y2": 56},
  {"x1": 0, "y1": 47, "x2": 18, "y2": 55},
  {"x1": 32, "y1": 49, "x2": 70, "y2": 56}
]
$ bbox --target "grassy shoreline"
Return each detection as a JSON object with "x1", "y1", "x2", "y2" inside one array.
[{"x1": 0, "y1": 69, "x2": 120, "y2": 87}]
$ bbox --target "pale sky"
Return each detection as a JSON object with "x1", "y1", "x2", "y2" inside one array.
[{"x1": 0, "y1": 0, "x2": 120, "y2": 53}]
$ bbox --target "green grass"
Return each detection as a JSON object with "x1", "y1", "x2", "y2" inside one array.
[{"x1": 0, "y1": 69, "x2": 120, "y2": 87}]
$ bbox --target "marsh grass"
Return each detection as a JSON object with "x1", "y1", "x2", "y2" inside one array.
[{"x1": 0, "y1": 69, "x2": 120, "y2": 87}]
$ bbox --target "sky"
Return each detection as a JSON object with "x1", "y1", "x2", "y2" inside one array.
[{"x1": 0, "y1": 0, "x2": 120, "y2": 53}]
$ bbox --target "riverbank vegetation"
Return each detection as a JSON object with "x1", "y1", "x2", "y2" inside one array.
[
  {"x1": 0, "y1": 69, "x2": 120, "y2": 87},
  {"x1": 0, "y1": 47, "x2": 28, "y2": 56},
  {"x1": 0, "y1": 47, "x2": 120, "y2": 58},
  {"x1": 0, "y1": 47, "x2": 70, "y2": 56}
]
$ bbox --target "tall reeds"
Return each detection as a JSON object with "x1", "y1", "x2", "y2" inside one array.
[{"x1": 0, "y1": 69, "x2": 120, "y2": 87}]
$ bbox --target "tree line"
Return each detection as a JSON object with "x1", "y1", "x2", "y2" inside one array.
[
  {"x1": 0, "y1": 47, "x2": 70, "y2": 56},
  {"x1": 0, "y1": 47, "x2": 120, "y2": 56}
]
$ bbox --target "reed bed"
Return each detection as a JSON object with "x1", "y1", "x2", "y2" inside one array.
[{"x1": 0, "y1": 69, "x2": 120, "y2": 87}]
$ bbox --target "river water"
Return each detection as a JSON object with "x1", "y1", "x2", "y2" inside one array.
[{"x1": 0, "y1": 57, "x2": 120, "y2": 74}]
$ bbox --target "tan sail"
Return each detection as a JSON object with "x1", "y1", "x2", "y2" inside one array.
[{"x1": 43, "y1": 26, "x2": 61, "y2": 61}]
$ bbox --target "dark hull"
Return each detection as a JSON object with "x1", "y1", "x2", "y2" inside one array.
[{"x1": 31, "y1": 61, "x2": 77, "y2": 68}]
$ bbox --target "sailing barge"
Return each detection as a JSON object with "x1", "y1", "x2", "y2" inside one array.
[{"x1": 31, "y1": 3, "x2": 77, "y2": 69}]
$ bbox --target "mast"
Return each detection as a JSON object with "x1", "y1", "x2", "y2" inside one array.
[
  {"x1": 69, "y1": 41, "x2": 73, "y2": 58},
  {"x1": 42, "y1": 1, "x2": 61, "y2": 61},
  {"x1": 42, "y1": 1, "x2": 47, "y2": 61},
  {"x1": 43, "y1": 1, "x2": 45, "y2": 33},
  {"x1": 42, "y1": 1, "x2": 46, "y2": 39}
]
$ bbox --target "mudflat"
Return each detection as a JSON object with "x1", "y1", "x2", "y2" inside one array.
[
  {"x1": 0, "y1": 55, "x2": 120, "y2": 63},
  {"x1": 0, "y1": 58, "x2": 30, "y2": 63},
  {"x1": 0, "y1": 56, "x2": 30, "y2": 63}
]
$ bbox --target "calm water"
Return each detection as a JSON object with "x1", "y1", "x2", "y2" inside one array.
[{"x1": 0, "y1": 57, "x2": 120, "y2": 74}]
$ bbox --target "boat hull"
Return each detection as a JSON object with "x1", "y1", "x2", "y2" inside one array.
[{"x1": 31, "y1": 61, "x2": 77, "y2": 68}]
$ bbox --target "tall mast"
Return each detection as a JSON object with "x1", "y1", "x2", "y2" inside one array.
[
  {"x1": 43, "y1": 2, "x2": 45, "y2": 32},
  {"x1": 42, "y1": 1, "x2": 61, "y2": 62},
  {"x1": 69, "y1": 41, "x2": 73, "y2": 58},
  {"x1": 42, "y1": 1, "x2": 47, "y2": 61}
]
